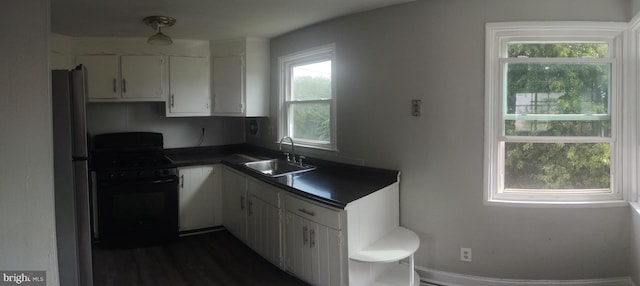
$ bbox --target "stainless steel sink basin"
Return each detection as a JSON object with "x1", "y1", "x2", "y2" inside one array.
[{"x1": 243, "y1": 159, "x2": 316, "y2": 177}]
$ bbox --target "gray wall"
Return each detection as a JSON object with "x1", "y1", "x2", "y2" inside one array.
[
  {"x1": 633, "y1": 0, "x2": 640, "y2": 18},
  {"x1": 253, "y1": 0, "x2": 632, "y2": 280},
  {"x1": 0, "y1": 0, "x2": 635, "y2": 284},
  {"x1": 0, "y1": 1, "x2": 60, "y2": 285},
  {"x1": 87, "y1": 103, "x2": 245, "y2": 149}
]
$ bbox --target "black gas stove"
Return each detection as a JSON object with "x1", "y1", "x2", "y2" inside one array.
[{"x1": 92, "y1": 132, "x2": 178, "y2": 246}]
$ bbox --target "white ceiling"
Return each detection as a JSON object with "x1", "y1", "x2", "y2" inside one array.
[{"x1": 51, "y1": 0, "x2": 413, "y2": 41}]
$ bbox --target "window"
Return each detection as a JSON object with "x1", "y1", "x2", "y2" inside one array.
[
  {"x1": 278, "y1": 44, "x2": 336, "y2": 150},
  {"x1": 484, "y1": 22, "x2": 628, "y2": 205}
]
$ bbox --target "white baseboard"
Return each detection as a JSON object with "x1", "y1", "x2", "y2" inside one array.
[{"x1": 416, "y1": 265, "x2": 634, "y2": 286}]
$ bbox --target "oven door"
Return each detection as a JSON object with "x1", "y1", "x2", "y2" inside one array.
[{"x1": 97, "y1": 176, "x2": 178, "y2": 245}]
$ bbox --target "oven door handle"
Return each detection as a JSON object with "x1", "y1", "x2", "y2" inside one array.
[
  {"x1": 147, "y1": 177, "x2": 179, "y2": 184},
  {"x1": 99, "y1": 176, "x2": 179, "y2": 186}
]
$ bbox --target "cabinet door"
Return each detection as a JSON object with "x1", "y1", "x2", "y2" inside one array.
[
  {"x1": 221, "y1": 167, "x2": 247, "y2": 242},
  {"x1": 246, "y1": 179, "x2": 282, "y2": 268},
  {"x1": 168, "y1": 56, "x2": 211, "y2": 116},
  {"x1": 285, "y1": 212, "x2": 314, "y2": 284},
  {"x1": 285, "y1": 209, "x2": 344, "y2": 285},
  {"x1": 212, "y1": 56, "x2": 244, "y2": 115},
  {"x1": 76, "y1": 55, "x2": 120, "y2": 99},
  {"x1": 120, "y1": 55, "x2": 165, "y2": 99},
  {"x1": 311, "y1": 223, "x2": 343, "y2": 286},
  {"x1": 178, "y1": 166, "x2": 220, "y2": 231}
]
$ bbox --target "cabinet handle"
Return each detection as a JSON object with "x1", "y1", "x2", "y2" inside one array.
[
  {"x1": 248, "y1": 199, "x2": 253, "y2": 216},
  {"x1": 122, "y1": 78, "x2": 127, "y2": 93},
  {"x1": 309, "y1": 228, "x2": 315, "y2": 248},
  {"x1": 240, "y1": 195, "x2": 245, "y2": 211},
  {"x1": 180, "y1": 174, "x2": 184, "y2": 188},
  {"x1": 298, "y1": 208, "x2": 315, "y2": 216},
  {"x1": 302, "y1": 226, "x2": 308, "y2": 245},
  {"x1": 112, "y1": 78, "x2": 117, "y2": 93},
  {"x1": 170, "y1": 94, "x2": 175, "y2": 107}
]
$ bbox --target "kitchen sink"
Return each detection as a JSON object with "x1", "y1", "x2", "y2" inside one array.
[{"x1": 243, "y1": 158, "x2": 316, "y2": 177}]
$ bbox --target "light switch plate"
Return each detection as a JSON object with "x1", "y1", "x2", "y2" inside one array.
[{"x1": 411, "y1": 99, "x2": 422, "y2": 116}]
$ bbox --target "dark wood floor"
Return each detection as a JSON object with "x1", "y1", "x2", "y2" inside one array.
[{"x1": 92, "y1": 230, "x2": 308, "y2": 286}]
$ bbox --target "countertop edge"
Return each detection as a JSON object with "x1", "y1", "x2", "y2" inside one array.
[
  {"x1": 221, "y1": 160, "x2": 347, "y2": 209},
  {"x1": 165, "y1": 145, "x2": 400, "y2": 209}
]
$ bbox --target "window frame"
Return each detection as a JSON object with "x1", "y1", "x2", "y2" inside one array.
[
  {"x1": 278, "y1": 43, "x2": 337, "y2": 151},
  {"x1": 484, "y1": 22, "x2": 629, "y2": 206},
  {"x1": 631, "y1": 16, "x2": 640, "y2": 204}
]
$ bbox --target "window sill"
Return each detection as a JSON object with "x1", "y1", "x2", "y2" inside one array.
[
  {"x1": 630, "y1": 202, "x2": 640, "y2": 214},
  {"x1": 484, "y1": 199, "x2": 629, "y2": 208},
  {"x1": 273, "y1": 140, "x2": 337, "y2": 152}
]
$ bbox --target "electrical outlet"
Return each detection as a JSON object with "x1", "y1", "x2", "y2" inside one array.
[{"x1": 460, "y1": 247, "x2": 472, "y2": 262}]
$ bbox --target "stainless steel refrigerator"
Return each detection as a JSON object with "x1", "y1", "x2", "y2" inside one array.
[{"x1": 52, "y1": 65, "x2": 93, "y2": 286}]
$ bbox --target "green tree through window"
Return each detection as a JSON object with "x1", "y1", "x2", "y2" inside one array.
[
  {"x1": 504, "y1": 43, "x2": 611, "y2": 190},
  {"x1": 291, "y1": 76, "x2": 331, "y2": 142}
]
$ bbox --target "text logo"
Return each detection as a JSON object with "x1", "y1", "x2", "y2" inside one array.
[{"x1": 0, "y1": 271, "x2": 45, "y2": 286}]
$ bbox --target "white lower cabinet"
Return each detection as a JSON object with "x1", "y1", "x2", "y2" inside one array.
[
  {"x1": 178, "y1": 165, "x2": 222, "y2": 231},
  {"x1": 221, "y1": 165, "x2": 408, "y2": 286},
  {"x1": 222, "y1": 166, "x2": 282, "y2": 266},
  {"x1": 345, "y1": 184, "x2": 419, "y2": 286},
  {"x1": 221, "y1": 166, "x2": 248, "y2": 242},
  {"x1": 284, "y1": 200, "x2": 344, "y2": 286},
  {"x1": 246, "y1": 178, "x2": 282, "y2": 267}
]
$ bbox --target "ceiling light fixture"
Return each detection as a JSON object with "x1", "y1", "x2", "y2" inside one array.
[{"x1": 143, "y1": 16, "x2": 176, "y2": 46}]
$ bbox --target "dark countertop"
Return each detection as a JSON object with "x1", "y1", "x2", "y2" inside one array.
[
  {"x1": 165, "y1": 145, "x2": 399, "y2": 209},
  {"x1": 165, "y1": 145, "x2": 247, "y2": 166}
]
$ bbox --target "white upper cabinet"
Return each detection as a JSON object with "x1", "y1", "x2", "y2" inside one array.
[
  {"x1": 76, "y1": 55, "x2": 165, "y2": 101},
  {"x1": 167, "y1": 56, "x2": 211, "y2": 117},
  {"x1": 120, "y1": 55, "x2": 165, "y2": 99},
  {"x1": 211, "y1": 38, "x2": 269, "y2": 117},
  {"x1": 76, "y1": 55, "x2": 119, "y2": 100},
  {"x1": 212, "y1": 56, "x2": 243, "y2": 114}
]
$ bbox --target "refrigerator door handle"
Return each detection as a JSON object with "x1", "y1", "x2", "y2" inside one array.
[{"x1": 70, "y1": 68, "x2": 88, "y2": 158}]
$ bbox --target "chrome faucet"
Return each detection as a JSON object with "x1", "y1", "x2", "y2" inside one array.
[{"x1": 279, "y1": 136, "x2": 296, "y2": 162}]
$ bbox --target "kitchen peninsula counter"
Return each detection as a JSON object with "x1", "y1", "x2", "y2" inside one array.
[{"x1": 165, "y1": 145, "x2": 399, "y2": 209}]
